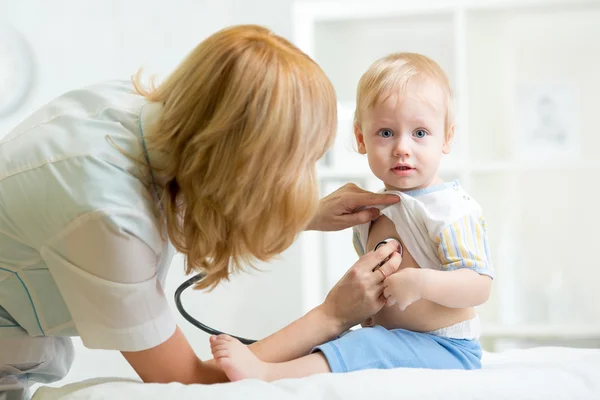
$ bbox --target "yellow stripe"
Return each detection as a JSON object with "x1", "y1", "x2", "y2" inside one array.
[
  {"x1": 452, "y1": 219, "x2": 472, "y2": 266},
  {"x1": 436, "y1": 235, "x2": 446, "y2": 263},
  {"x1": 452, "y1": 220, "x2": 464, "y2": 264},
  {"x1": 474, "y1": 216, "x2": 485, "y2": 258},
  {"x1": 462, "y1": 215, "x2": 475, "y2": 267},
  {"x1": 455, "y1": 217, "x2": 467, "y2": 267},
  {"x1": 442, "y1": 226, "x2": 456, "y2": 261}
]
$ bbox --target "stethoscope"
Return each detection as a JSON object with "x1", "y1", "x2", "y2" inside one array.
[{"x1": 174, "y1": 238, "x2": 402, "y2": 345}]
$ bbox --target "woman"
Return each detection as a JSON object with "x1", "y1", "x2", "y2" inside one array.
[{"x1": 0, "y1": 24, "x2": 400, "y2": 396}]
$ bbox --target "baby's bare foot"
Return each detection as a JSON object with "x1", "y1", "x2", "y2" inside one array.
[{"x1": 210, "y1": 334, "x2": 268, "y2": 382}]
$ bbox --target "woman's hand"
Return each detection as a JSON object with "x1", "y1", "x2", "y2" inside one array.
[
  {"x1": 318, "y1": 240, "x2": 403, "y2": 331},
  {"x1": 306, "y1": 183, "x2": 400, "y2": 231},
  {"x1": 244, "y1": 241, "x2": 401, "y2": 364}
]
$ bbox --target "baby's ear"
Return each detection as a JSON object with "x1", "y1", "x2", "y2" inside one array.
[
  {"x1": 442, "y1": 125, "x2": 455, "y2": 154},
  {"x1": 354, "y1": 124, "x2": 367, "y2": 154}
]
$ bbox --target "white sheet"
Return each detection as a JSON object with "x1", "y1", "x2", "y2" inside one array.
[{"x1": 32, "y1": 347, "x2": 600, "y2": 400}]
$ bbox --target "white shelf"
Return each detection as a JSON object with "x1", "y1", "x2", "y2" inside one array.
[
  {"x1": 468, "y1": 160, "x2": 600, "y2": 173},
  {"x1": 318, "y1": 160, "x2": 600, "y2": 181},
  {"x1": 482, "y1": 324, "x2": 600, "y2": 340},
  {"x1": 293, "y1": 0, "x2": 598, "y2": 24}
]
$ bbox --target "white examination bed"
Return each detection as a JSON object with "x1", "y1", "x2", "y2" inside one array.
[{"x1": 32, "y1": 347, "x2": 600, "y2": 400}]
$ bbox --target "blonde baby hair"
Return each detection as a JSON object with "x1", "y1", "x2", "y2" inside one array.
[
  {"x1": 354, "y1": 52, "x2": 454, "y2": 140},
  {"x1": 133, "y1": 25, "x2": 337, "y2": 289}
]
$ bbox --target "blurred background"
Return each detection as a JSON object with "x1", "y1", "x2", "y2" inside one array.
[{"x1": 2, "y1": 0, "x2": 599, "y2": 386}]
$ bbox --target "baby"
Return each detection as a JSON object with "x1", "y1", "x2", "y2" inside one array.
[{"x1": 210, "y1": 53, "x2": 494, "y2": 381}]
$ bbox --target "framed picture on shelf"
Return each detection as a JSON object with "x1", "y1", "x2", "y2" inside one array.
[{"x1": 514, "y1": 83, "x2": 579, "y2": 162}]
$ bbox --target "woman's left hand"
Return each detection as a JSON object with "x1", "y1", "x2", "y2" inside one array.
[{"x1": 307, "y1": 183, "x2": 400, "y2": 231}]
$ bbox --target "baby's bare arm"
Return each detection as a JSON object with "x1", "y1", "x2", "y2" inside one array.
[{"x1": 420, "y1": 269, "x2": 492, "y2": 308}]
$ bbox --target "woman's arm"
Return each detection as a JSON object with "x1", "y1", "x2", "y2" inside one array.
[
  {"x1": 121, "y1": 327, "x2": 228, "y2": 384},
  {"x1": 122, "y1": 326, "x2": 228, "y2": 384},
  {"x1": 249, "y1": 239, "x2": 402, "y2": 362},
  {"x1": 247, "y1": 306, "x2": 341, "y2": 363}
]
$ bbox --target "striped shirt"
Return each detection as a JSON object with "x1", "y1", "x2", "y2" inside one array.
[{"x1": 353, "y1": 181, "x2": 494, "y2": 278}]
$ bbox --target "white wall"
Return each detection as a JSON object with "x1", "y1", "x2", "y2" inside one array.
[
  {"x1": 1, "y1": 0, "x2": 326, "y2": 385},
  {"x1": 1, "y1": 0, "x2": 300, "y2": 134}
]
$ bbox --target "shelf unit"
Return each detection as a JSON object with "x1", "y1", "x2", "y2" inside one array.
[{"x1": 292, "y1": 0, "x2": 600, "y2": 346}]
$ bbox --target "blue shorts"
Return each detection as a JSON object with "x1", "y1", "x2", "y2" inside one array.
[{"x1": 312, "y1": 325, "x2": 482, "y2": 373}]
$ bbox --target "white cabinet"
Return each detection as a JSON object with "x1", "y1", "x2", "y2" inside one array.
[{"x1": 293, "y1": 0, "x2": 600, "y2": 348}]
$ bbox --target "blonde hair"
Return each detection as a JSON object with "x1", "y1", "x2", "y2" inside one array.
[
  {"x1": 133, "y1": 25, "x2": 337, "y2": 289},
  {"x1": 354, "y1": 52, "x2": 454, "y2": 139}
]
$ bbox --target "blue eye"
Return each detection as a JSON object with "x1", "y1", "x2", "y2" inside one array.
[
  {"x1": 379, "y1": 129, "x2": 393, "y2": 138},
  {"x1": 414, "y1": 129, "x2": 427, "y2": 138}
]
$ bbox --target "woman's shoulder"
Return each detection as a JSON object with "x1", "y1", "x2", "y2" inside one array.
[
  {"x1": 0, "y1": 79, "x2": 154, "y2": 217},
  {"x1": 7, "y1": 80, "x2": 141, "y2": 129}
]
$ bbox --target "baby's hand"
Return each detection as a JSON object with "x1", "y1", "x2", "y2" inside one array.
[{"x1": 383, "y1": 268, "x2": 424, "y2": 311}]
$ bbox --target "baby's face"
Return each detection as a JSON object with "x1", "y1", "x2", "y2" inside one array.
[{"x1": 355, "y1": 79, "x2": 452, "y2": 191}]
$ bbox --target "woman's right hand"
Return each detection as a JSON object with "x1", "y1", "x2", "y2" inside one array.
[
  {"x1": 246, "y1": 240, "x2": 401, "y2": 364},
  {"x1": 319, "y1": 240, "x2": 402, "y2": 331}
]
